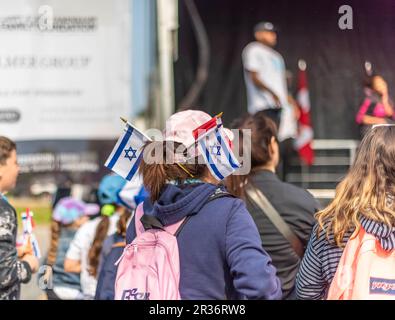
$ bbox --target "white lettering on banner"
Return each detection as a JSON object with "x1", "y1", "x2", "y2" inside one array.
[
  {"x1": 0, "y1": 56, "x2": 91, "y2": 69},
  {"x1": 18, "y1": 152, "x2": 99, "y2": 173},
  {"x1": 0, "y1": 0, "x2": 131, "y2": 140}
]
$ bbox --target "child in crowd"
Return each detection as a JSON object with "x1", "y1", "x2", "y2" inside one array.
[
  {"x1": 64, "y1": 174, "x2": 130, "y2": 299},
  {"x1": 44, "y1": 197, "x2": 99, "y2": 300},
  {"x1": 95, "y1": 176, "x2": 147, "y2": 300},
  {"x1": 0, "y1": 136, "x2": 39, "y2": 300}
]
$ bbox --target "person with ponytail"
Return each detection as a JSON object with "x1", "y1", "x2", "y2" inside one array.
[
  {"x1": 227, "y1": 111, "x2": 319, "y2": 299},
  {"x1": 124, "y1": 110, "x2": 282, "y2": 300},
  {"x1": 64, "y1": 174, "x2": 128, "y2": 299},
  {"x1": 95, "y1": 175, "x2": 147, "y2": 300},
  {"x1": 296, "y1": 125, "x2": 395, "y2": 299},
  {"x1": 44, "y1": 197, "x2": 99, "y2": 300}
]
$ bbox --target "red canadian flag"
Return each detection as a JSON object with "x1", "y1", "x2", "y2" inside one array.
[{"x1": 295, "y1": 60, "x2": 314, "y2": 166}]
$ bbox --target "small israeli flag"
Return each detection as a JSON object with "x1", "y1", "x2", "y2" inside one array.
[
  {"x1": 196, "y1": 118, "x2": 241, "y2": 180},
  {"x1": 105, "y1": 123, "x2": 150, "y2": 181}
]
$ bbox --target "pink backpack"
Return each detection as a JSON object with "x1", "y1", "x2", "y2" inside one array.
[
  {"x1": 114, "y1": 203, "x2": 187, "y2": 300},
  {"x1": 327, "y1": 226, "x2": 395, "y2": 300}
]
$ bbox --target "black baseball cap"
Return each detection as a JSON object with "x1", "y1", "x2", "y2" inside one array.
[{"x1": 254, "y1": 21, "x2": 278, "y2": 33}]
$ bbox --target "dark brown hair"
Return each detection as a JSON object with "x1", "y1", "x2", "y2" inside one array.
[
  {"x1": 46, "y1": 220, "x2": 61, "y2": 266},
  {"x1": 117, "y1": 209, "x2": 132, "y2": 237},
  {"x1": 0, "y1": 136, "x2": 16, "y2": 165},
  {"x1": 88, "y1": 215, "x2": 110, "y2": 277},
  {"x1": 139, "y1": 141, "x2": 207, "y2": 202},
  {"x1": 88, "y1": 206, "x2": 133, "y2": 277},
  {"x1": 226, "y1": 112, "x2": 278, "y2": 198}
]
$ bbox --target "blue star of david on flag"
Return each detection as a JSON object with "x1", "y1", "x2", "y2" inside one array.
[
  {"x1": 124, "y1": 147, "x2": 137, "y2": 161},
  {"x1": 105, "y1": 122, "x2": 151, "y2": 181},
  {"x1": 195, "y1": 117, "x2": 241, "y2": 181},
  {"x1": 211, "y1": 144, "x2": 221, "y2": 156}
]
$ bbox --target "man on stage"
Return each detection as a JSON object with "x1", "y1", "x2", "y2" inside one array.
[{"x1": 242, "y1": 21, "x2": 287, "y2": 129}]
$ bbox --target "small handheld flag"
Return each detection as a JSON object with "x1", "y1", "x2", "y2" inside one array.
[
  {"x1": 21, "y1": 209, "x2": 41, "y2": 258},
  {"x1": 193, "y1": 113, "x2": 241, "y2": 180},
  {"x1": 105, "y1": 118, "x2": 151, "y2": 181}
]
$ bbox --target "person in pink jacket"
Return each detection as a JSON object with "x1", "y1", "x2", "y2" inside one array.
[{"x1": 356, "y1": 74, "x2": 395, "y2": 137}]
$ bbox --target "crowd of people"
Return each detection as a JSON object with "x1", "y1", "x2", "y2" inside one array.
[
  {"x1": 0, "y1": 20, "x2": 395, "y2": 301},
  {"x1": 1, "y1": 108, "x2": 395, "y2": 300}
]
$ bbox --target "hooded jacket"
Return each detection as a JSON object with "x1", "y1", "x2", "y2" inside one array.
[{"x1": 125, "y1": 182, "x2": 282, "y2": 300}]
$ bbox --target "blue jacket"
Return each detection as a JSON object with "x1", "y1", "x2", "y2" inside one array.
[
  {"x1": 125, "y1": 182, "x2": 282, "y2": 300},
  {"x1": 95, "y1": 233, "x2": 125, "y2": 300}
]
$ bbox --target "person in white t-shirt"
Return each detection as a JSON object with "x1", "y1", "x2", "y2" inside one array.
[
  {"x1": 277, "y1": 70, "x2": 301, "y2": 181},
  {"x1": 64, "y1": 175, "x2": 131, "y2": 299},
  {"x1": 242, "y1": 21, "x2": 288, "y2": 128}
]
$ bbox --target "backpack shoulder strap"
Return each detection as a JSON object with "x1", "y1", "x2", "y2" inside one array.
[
  {"x1": 327, "y1": 228, "x2": 364, "y2": 300},
  {"x1": 136, "y1": 204, "x2": 185, "y2": 237},
  {"x1": 173, "y1": 216, "x2": 191, "y2": 237},
  {"x1": 140, "y1": 214, "x2": 165, "y2": 230},
  {"x1": 245, "y1": 184, "x2": 304, "y2": 259},
  {"x1": 207, "y1": 187, "x2": 235, "y2": 202},
  {"x1": 134, "y1": 203, "x2": 146, "y2": 237}
]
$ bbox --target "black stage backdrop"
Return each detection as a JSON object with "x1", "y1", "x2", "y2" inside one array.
[{"x1": 174, "y1": 0, "x2": 395, "y2": 139}]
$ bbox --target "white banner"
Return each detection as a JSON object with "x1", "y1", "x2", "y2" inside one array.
[{"x1": 0, "y1": 0, "x2": 131, "y2": 140}]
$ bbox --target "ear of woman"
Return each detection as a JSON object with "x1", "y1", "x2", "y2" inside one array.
[{"x1": 269, "y1": 136, "x2": 276, "y2": 155}]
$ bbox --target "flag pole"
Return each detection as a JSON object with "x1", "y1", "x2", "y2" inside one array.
[
  {"x1": 121, "y1": 116, "x2": 193, "y2": 178},
  {"x1": 298, "y1": 59, "x2": 307, "y2": 71},
  {"x1": 120, "y1": 117, "x2": 152, "y2": 142}
]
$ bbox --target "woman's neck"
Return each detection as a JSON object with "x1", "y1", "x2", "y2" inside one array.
[
  {"x1": 202, "y1": 175, "x2": 219, "y2": 185},
  {"x1": 254, "y1": 164, "x2": 276, "y2": 173}
]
